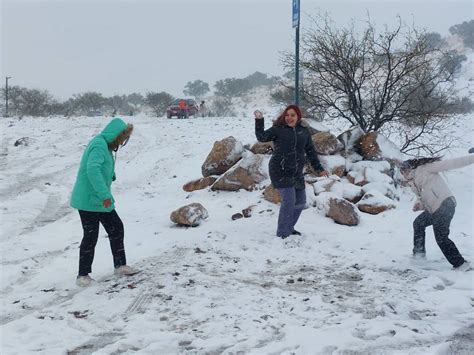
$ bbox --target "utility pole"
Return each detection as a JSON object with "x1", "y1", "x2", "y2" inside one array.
[
  {"x1": 292, "y1": 0, "x2": 300, "y2": 106},
  {"x1": 5, "y1": 76, "x2": 12, "y2": 117}
]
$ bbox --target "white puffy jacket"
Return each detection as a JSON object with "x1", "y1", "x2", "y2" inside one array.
[{"x1": 407, "y1": 155, "x2": 474, "y2": 213}]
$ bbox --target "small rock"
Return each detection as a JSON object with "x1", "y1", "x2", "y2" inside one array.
[{"x1": 231, "y1": 213, "x2": 244, "y2": 220}]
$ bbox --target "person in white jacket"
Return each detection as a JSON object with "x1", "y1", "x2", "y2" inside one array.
[{"x1": 400, "y1": 154, "x2": 474, "y2": 270}]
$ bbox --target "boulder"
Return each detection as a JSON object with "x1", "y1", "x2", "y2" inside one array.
[
  {"x1": 327, "y1": 197, "x2": 360, "y2": 226},
  {"x1": 311, "y1": 132, "x2": 343, "y2": 155},
  {"x1": 357, "y1": 191, "x2": 396, "y2": 215},
  {"x1": 201, "y1": 136, "x2": 243, "y2": 177},
  {"x1": 358, "y1": 132, "x2": 403, "y2": 161},
  {"x1": 338, "y1": 126, "x2": 364, "y2": 153},
  {"x1": 319, "y1": 155, "x2": 346, "y2": 177},
  {"x1": 358, "y1": 132, "x2": 381, "y2": 160},
  {"x1": 250, "y1": 141, "x2": 273, "y2": 155},
  {"x1": 263, "y1": 184, "x2": 281, "y2": 204},
  {"x1": 170, "y1": 203, "x2": 209, "y2": 227},
  {"x1": 211, "y1": 154, "x2": 266, "y2": 191},
  {"x1": 313, "y1": 178, "x2": 363, "y2": 204},
  {"x1": 182, "y1": 177, "x2": 217, "y2": 192}
]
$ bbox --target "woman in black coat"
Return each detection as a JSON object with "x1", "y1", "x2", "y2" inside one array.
[{"x1": 255, "y1": 105, "x2": 328, "y2": 239}]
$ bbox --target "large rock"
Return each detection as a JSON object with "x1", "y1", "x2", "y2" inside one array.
[
  {"x1": 201, "y1": 136, "x2": 244, "y2": 177},
  {"x1": 358, "y1": 132, "x2": 403, "y2": 161},
  {"x1": 313, "y1": 178, "x2": 363, "y2": 204},
  {"x1": 357, "y1": 191, "x2": 396, "y2": 215},
  {"x1": 250, "y1": 142, "x2": 273, "y2": 154},
  {"x1": 338, "y1": 126, "x2": 364, "y2": 153},
  {"x1": 183, "y1": 177, "x2": 218, "y2": 192},
  {"x1": 263, "y1": 184, "x2": 281, "y2": 204},
  {"x1": 319, "y1": 155, "x2": 346, "y2": 177},
  {"x1": 311, "y1": 132, "x2": 343, "y2": 155},
  {"x1": 327, "y1": 197, "x2": 360, "y2": 226},
  {"x1": 170, "y1": 203, "x2": 209, "y2": 227},
  {"x1": 211, "y1": 154, "x2": 266, "y2": 191},
  {"x1": 358, "y1": 132, "x2": 381, "y2": 160}
]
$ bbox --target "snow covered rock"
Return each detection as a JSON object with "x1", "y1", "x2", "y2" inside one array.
[
  {"x1": 211, "y1": 153, "x2": 266, "y2": 191},
  {"x1": 182, "y1": 176, "x2": 217, "y2": 192},
  {"x1": 250, "y1": 141, "x2": 273, "y2": 154},
  {"x1": 14, "y1": 137, "x2": 32, "y2": 147},
  {"x1": 319, "y1": 155, "x2": 346, "y2": 177},
  {"x1": 313, "y1": 178, "x2": 363, "y2": 204},
  {"x1": 201, "y1": 136, "x2": 243, "y2": 177},
  {"x1": 327, "y1": 197, "x2": 360, "y2": 226},
  {"x1": 358, "y1": 132, "x2": 403, "y2": 161},
  {"x1": 357, "y1": 190, "x2": 396, "y2": 215},
  {"x1": 311, "y1": 132, "x2": 343, "y2": 155},
  {"x1": 338, "y1": 125, "x2": 364, "y2": 153},
  {"x1": 170, "y1": 203, "x2": 209, "y2": 227}
]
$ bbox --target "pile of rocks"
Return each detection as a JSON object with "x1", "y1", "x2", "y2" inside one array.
[{"x1": 171, "y1": 123, "x2": 404, "y2": 227}]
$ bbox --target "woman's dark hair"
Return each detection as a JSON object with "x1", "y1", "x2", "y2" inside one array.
[
  {"x1": 400, "y1": 157, "x2": 441, "y2": 171},
  {"x1": 273, "y1": 105, "x2": 302, "y2": 126}
]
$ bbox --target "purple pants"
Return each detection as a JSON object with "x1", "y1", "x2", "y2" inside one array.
[{"x1": 276, "y1": 187, "x2": 306, "y2": 237}]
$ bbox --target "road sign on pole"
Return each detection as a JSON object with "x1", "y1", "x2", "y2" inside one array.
[
  {"x1": 293, "y1": 0, "x2": 300, "y2": 105},
  {"x1": 292, "y1": 0, "x2": 300, "y2": 28}
]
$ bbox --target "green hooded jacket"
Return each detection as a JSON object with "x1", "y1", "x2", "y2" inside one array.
[{"x1": 71, "y1": 118, "x2": 127, "y2": 212}]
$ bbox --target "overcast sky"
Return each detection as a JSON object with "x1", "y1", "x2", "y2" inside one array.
[{"x1": 1, "y1": 0, "x2": 472, "y2": 100}]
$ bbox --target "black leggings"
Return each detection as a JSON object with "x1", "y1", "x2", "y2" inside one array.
[
  {"x1": 78, "y1": 209, "x2": 126, "y2": 276},
  {"x1": 413, "y1": 198, "x2": 464, "y2": 267}
]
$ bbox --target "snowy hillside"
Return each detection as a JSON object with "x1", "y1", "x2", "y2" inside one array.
[{"x1": 1, "y1": 109, "x2": 473, "y2": 354}]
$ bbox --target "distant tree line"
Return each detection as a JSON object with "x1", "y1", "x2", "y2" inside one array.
[{"x1": 0, "y1": 71, "x2": 279, "y2": 118}]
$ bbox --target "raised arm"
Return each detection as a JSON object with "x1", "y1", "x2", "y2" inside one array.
[
  {"x1": 423, "y1": 155, "x2": 474, "y2": 174},
  {"x1": 254, "y1": 111, "x2": 276, "y2": 142}
]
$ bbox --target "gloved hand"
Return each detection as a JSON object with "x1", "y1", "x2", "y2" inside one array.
[
  {"x1": 469, "y1": 147, "x2": 474, "y2": 154},
  {"x1": 103, "y1": 199, "x2": 112, "y2": 208}
]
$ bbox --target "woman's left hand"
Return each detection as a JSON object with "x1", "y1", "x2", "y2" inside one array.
[{"x1": 319, "y1": 170, "x2": 329, "y2": 177}]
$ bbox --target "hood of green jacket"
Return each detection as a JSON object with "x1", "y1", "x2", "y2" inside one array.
[{"x1": 100, "y1": 118, "x2": 127, "y2": 143}]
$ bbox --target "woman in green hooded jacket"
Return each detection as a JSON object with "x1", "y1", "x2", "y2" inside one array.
[{"x1": 71, "y1": 117, "x2": 138, "y2": 286}]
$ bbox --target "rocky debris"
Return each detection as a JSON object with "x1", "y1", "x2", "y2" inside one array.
[
  {"x1": 14, "y1": 137, "x2": 31, "y2": 147},
  {"x1": 170, "y1": 203, "x2": 209, "y2": 227},
  {"x1": 211, "y1": 154, "x2": 266, "y2": 191},
  {"x1": 201, "y1": 136, "x2": 243, "y2": 177},
  {"x1": 182, "y1": 176, "x2": 217, "y2": 192},
  {"x1": 242, "y1": 205, "x2": 255, "y2": 218},
  {"x1": 231, "y1": 213, "x2": 244, "y2": 220},
  {"x1": 311, "y1": 131, "x2": 343, "y2": 155},
  {"x1": 250, "y1": 141, "x2": 273, "y2": 154},
  {"x1": 263, "y1": 184, "x2": 281, "y2": 204},
  {"x1": 326, "y1": 197, "x2": 360, "y2": 226}
]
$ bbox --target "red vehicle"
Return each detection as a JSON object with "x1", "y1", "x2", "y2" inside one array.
[{"x1": 166, "y1": 98, "x2": 199, "y2": 119}]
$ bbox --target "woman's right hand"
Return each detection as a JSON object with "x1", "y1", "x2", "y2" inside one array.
[{"x1": 254, "y1": 110, "x2": 263, "y2": 119}]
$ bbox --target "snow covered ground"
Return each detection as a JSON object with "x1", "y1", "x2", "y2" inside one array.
[{"x1": 1, "y1": 112, "x2": 473, "y2": 354}]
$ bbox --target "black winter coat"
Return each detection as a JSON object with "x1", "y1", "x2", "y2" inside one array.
[{"x1": 255, "y1": 118, "x2": 323, "y2": 189}]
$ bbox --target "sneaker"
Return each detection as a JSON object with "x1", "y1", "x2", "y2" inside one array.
[
  {"x1": 114, "y1": 265, "x2": 140, "y2": 276},
  {"x1": 76, "y1": 274, "x2": 94, "y2": 287},
  {"x1": 291, "y1": 230, "x2": 302, "y2": 236},
  {"x1": 454, "y1": 261, "x2": 472, "y2": 272}
]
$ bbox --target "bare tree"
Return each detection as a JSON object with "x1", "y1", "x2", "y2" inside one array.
[
  {"x1": 286, "y1": 14, "x2": 460, "y2": 151},
  {"x1": 145, "y1": 91, "x2": 174, "y2": 117}
]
